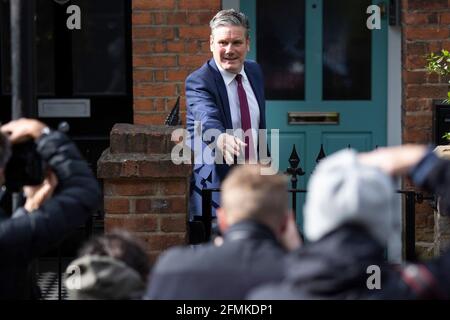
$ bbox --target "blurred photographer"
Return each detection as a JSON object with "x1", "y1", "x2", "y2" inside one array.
[{"x1": 0, "y1": 118, "x2": 101, "y2": 299}]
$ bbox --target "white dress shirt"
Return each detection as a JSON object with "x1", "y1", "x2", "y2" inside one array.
[{"x1": 216, "y1": 63, "x2": 260, "y2": 160}]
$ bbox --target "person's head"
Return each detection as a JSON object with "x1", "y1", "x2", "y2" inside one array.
[
  {"x1": 78, "y1": 230, "x2": 150, "y2": 282},
  {"x1": 304, "y1": 149, "x2": 396, "y2": 246},
  {"x1": 209, "y1": 9, "x2": 250, "y2": 74},
  {"x1": 217, "y1": 165, "x2": 290, "y2": 237},
  {"x1": 65, "y1": 230, "x2": 151, "y2": 300},
  {"x1": 0, "y1": 132, "x2": 11, "y2": 184}
]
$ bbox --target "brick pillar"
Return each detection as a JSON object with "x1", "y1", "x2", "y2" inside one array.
[
  {"x1": 132, "y1": 0, "x2": 221, "y2": 125},
  {"x1": 97, "y1": 124, "x2": 191, "y2": 262},
  {"x1": 402, "y1": 0, "x2": 450, "y2": 257}
]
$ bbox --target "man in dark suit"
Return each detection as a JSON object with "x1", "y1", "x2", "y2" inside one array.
[
  {"x1": 145, "y1": 165, "x2": 301, "y2": 300},
  {"x1": 185, "y1": 9, "x2": 267, "y2": 219}
]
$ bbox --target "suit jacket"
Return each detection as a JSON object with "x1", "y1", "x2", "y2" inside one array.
[
  {"x1": 185, "y1": 59, "x2": 266, "y2": 218},
  {"x1": 145, "y1": 220, "x2": 286, "y2": 300}
]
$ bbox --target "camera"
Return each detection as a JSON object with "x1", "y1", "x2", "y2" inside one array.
[{"x1": 4, "y1": 139, "x2": 45, "y2": 192}]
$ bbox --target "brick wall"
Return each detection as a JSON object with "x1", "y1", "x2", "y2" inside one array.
[
  {"x1": 402, "y1": 0, "x2": 450, "y2": 257},
  {"x1": 132, "y1": 0, "x2": 221, "y2": 125},
  {"x1": 97, "y1": 124, "x2": 192, "y2": 262}
]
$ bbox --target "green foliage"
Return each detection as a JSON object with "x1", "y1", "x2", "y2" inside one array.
[
  {"x1": 443, "y1": 132, "x2": 450, "y2": 141},
  {"x1": 426, "y1": 49, "x2": 450, "y2": 104}
]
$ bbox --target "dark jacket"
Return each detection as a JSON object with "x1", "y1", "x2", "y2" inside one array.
[
  {"x1": 0, "y1": 131, "x2": 101, "y2": 299},
  {"x1": 145, "y1": 220, "x2": 286, "y2": 300},
  {"x1": 249, "y1": 224, "x2": 397, "y2": 299}
]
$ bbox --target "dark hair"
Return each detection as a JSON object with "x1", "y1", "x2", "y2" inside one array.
[
  {"x1": 78, "y1": 230, "x2": 151, "y2": 282},
  {"x1": 0, "y1": 132, "x2": 11, "y2": 169}
]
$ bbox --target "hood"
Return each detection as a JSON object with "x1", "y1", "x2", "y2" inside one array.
[{"x1": 65, "y1": 255, "x2": 146, "y2": 300}]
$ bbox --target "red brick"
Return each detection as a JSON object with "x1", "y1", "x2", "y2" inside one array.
[
  {"x1": 166, "y1": 70, "x2": 189, "y2": 81},
  {"x1": 408, "y1": 0, "x2": 448, "y2": 10},
  {"x1": 154, "y1": 70, "x2": 165, "y2": 81},
  {"x1": 178, "y1": 0, "x2": 220, "y2": 10},
  {"x1": 404, "y1": 98, "x2": 433, "y2": 111},
  {"x1": 200, "y1": 41, "x2": 211, "y2": 52},
  {"x1": 133, "y1": 70, "x2": 153, "y2": 82},
  {"x1": 132, "y1": 0, "x2": 176, "y2": 10},
  {"x1": 404, "y1": 114, "x2": 432, "y2": 128},
  {"x1": 135, "y1": 196, "x2": 186, "y2": 214},
  {"x1": 185, "y1": 40, "x2": 201, "y2": 53},
  {"x1": 105, "y1": 215, "x2": 158, "y2": 232},
  {"x1": 405, "y1": 84, "x2": 448, "y2": 99},
  {"x1": 104, "y1": 197, "x2": 129, "y2": 214},
  {"x1": 98, "y1": 154, "x2": 192, "y2": 179},
  {"x1": 403, "y1": 129, "x2": 432, "y2": 143},
  {"x1": 133, "y1": 99, "x2": 152, "y2": 112},
  {"x1": 134, "y1": 113, "x2": 168, "y2": 125},
  {"x1": 442, "y1": 12, "x2": 450, "y2": 24},
  {"x1": 105, "y1": 180, "x2": 187, "y2": 196},
  {"x1": 160, "y1": 216, "x2": 187, "y2": 232},
  {"x1": 179, "y1": 26, "x2": 210, "y2": 39},
  {"x1": 403, "y1": 70, "x2": 441, "y2": 84},
  {"x1": 167, "y1": 41, "x2": 185, "y2": 53},
  {"x1": 152, "y1": 12, "x2": 166, "y2": 25},
  {"x1": 187, "y1": 12, "x2": 214, "y2": 25},
  {"x1": 132, "y1": 12, "x2": 152, "y2": 25},
  {"x1": 404, "y1": 70, "x2": 426, "y2": 84},
  {"x1": 406, "y1": 42, "x2": 428, "y2": 55},
  {"x1": 132, "y1": 41, "x2": 152, "y2": 55},
  {"x1": 134, "y1": 83, "x2": 177, "y2": 97},
  {"x1": 415, "y1": 212, "x2": 428, "y2": 228},
  {"x1": 404, "y1": 13, "x2": 430, "y2": 25},
  {"x1": 152, "y1": 98, "x2": 167, "y2": 112},
  {"x1": 132, "y1": 27, "x2": 175, "y2": 40},
  {"x1": 138, "y1": 234, "x2": 187, "y2": 251},
  {"x1": 179, "y1": 54, "x2": 209, "y2": 67},
  {"x1": 405, "y1": 55, "x2": 427, "y2": 70},
  {"x1": 133, "y1": 55, "x2": 177, "y2": 68},
  {"x1": 405, "y1": 27, "x2": 449, "y2": 40},
  {"x1": 428, "y1": 41, "x2": 443, "y2": 53},
  {"x1": 154, "y1": 42, "x2": 167, "y2": 53},
  {"x1": 167, "y1": 12, "x2": 187, "y2": 25}
]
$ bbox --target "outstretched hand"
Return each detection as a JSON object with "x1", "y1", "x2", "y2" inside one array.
[{"x1": 217, "y1": 133, "x2": 247, "y2": 165}]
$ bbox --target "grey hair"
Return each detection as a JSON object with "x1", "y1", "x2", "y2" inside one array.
[
  {"x1": 0, "y1": 132, "x2": 11, "y2": 169},
  {"x1": 209, "y1": 9, "x2": 250, "y2": 38}
]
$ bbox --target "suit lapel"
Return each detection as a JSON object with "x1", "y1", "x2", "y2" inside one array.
[{"x1": 208, "y1": 59, "x2": 233, "y2": 129}]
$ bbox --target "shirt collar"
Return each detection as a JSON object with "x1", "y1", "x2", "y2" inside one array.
[{"x1": 216, "y1": 61, "x2": 248, "y2": 86}]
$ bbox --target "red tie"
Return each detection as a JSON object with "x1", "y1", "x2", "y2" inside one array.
[{"x1": 235, "y1": 74, "x2": 253, "y2": 161}]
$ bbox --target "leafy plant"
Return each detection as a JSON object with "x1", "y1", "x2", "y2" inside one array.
[
  {"x1": 426, "y1": 49, "x2": 450, "y2": 104},
  {"x1": 443, "y1": 132, "x2": 450, "y2": 141}
]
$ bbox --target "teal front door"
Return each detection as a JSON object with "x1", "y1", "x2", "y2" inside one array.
[{"x1": 241, "y1": 0, "x2": 388, "y2": 227}]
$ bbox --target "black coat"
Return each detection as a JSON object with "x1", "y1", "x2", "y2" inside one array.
[
  {"x1": 145, "y1": 220, "x2": 287, "y2": 300},
  {"x1": 0, "y1": 131, "x2": 101, "y2": 299},
  {"x1": 249, "y1": 224, "x2": 397, "y2": 299}
]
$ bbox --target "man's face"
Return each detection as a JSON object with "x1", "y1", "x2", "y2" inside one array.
[{"x1": 210, "y1": 25, "x2": 250, "y2": 74}]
